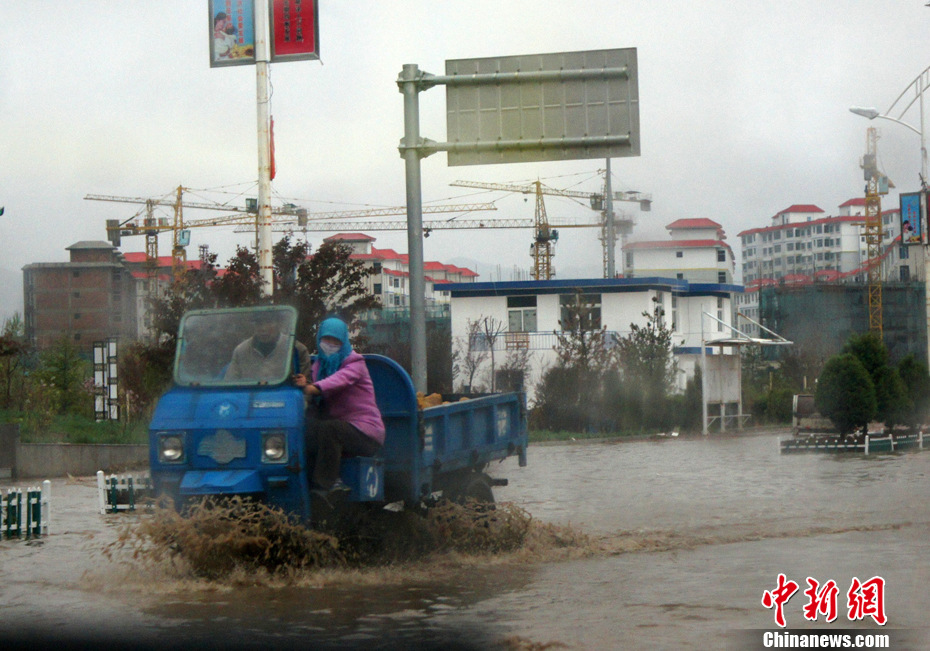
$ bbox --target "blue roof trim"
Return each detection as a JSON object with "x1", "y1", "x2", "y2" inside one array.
[{"x1": 445, "y1": 277, "x2": 744, "y2": 298}]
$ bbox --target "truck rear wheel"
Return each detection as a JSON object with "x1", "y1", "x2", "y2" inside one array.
[{"x1": 446, "y1": 472, "x2": 495, "y2": 505}]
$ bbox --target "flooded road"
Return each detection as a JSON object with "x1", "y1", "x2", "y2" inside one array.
[{"x1": 2, "y1": 429, "x2": 927, "y2": 649}]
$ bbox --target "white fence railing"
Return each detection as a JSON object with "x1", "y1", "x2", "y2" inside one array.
[
  {"x1": 96, "y1": 471, "x2": 154, "y2": 514},
  {"x1": 2, "y1": 481, "x2": 50, "y2": 539}
]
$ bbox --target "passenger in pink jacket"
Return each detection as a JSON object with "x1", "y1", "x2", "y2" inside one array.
[{"x1": 292, "y1": 316, "x2": 385, "y2": 494}]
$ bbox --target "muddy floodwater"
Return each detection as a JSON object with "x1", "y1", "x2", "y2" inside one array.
[{"x1": 2, "y1": 428, "x2": 928, "y2": 650}]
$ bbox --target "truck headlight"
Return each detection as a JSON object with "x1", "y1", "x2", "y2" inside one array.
[
  {"x1": 262, "y1": 431, "x2": 287, "y2": 463},
  {"x1": 158, "y1": 433, "x2": 185, "y2": 463}
]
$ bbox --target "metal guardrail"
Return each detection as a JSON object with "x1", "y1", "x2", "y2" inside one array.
[{"x1": 705, "y1": 414, "x2": 753, "y2": 430}]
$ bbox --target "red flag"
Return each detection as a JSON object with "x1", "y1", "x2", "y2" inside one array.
[{"x1": 269, "y1": 117, "x2": 276, "y2": 181}]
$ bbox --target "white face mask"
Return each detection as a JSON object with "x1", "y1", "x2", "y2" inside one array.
[{"x1": 319, "y1": 341, "x2": 341, "y2": 356}]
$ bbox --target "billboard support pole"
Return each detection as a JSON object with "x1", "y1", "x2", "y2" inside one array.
[
  {"x1": 399, "y1": 63, "x2": 428, "y2": 394},
  {"x1": 255, "y1": 0, "x2": 274, "y2": 296},
  {"x1": 605, "y1": 158, "x2": 615, "y2": 278}
]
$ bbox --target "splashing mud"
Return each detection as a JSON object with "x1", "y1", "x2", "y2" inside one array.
[{"x1": 101, "y1": 497, "x2": 594, "y2": 588}]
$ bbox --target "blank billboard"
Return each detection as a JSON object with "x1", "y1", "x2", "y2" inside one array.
[{"x1": 445, "y1": 48, "x2": 639, "y2": 166}]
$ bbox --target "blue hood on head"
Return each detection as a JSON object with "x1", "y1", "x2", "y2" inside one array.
[{"x1": 316, "y1": 317, "x2": 352, "y2": 380}]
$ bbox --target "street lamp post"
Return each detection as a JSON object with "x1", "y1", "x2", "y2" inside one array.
[{"x1": 850, "y1": 64, "x2": 930, "y2": 370}]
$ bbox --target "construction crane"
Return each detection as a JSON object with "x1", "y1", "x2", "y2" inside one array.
[
  {"x1": 87, "y1": 187, "x2": 497, "y2": 286},
  {"x1": 87, "y1": 186, "x2": 268, "y2": 289},
  {"x1": 450, "y1": 177, "x2": 651, "y2": 280},
  {"x1": 860, "y1": 127, "x2": 892, "y2": 336}
]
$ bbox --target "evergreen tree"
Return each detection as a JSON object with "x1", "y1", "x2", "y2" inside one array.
[{"x1": 815, "y1": 353, "x2": 876, "y2": 434}]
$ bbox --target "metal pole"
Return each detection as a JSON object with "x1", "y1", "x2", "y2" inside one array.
[
  {"x1": 400, "y1": 64, "x2": 428, "y2": 393},
  {"x1": 920, "y1": 76, "x2": 930, "y2": 372},
  {"x1": 605, "y1": 158, "x2": 615, "y2": 278},
  {"x1": 255, "y1": 0, "x2": 274, "y2": 296},
  {"x1": 719, "y1": 346, "x2": 726, "y2": 433},
  {"x1": 701, "y1": 313, "x2": 708, "y2": 435}
]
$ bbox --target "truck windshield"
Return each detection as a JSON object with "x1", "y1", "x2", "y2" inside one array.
[{"x1": 173, "y1": 306, "x2": 299, "y2": 387}]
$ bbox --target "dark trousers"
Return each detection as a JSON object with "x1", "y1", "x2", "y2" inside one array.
[{"x1": 307, "y1": 418, "x2": 382, "y2": 489}]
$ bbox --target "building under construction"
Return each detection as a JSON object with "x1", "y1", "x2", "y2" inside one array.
[{"x1": 758, "y1": 281, "x2": 926, "y2": 364}]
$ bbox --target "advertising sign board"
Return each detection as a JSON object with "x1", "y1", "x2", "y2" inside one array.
[
  {"x1": 900, "y1": 191, "x2": 926, "y2": 246},
  {"x1": 209, "y1": 0, "x2": 256, "y2": 67}
]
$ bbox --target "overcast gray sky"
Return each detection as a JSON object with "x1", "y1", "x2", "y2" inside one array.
[{"x1": 3, "y1": 1, "x2": 930, "y2": 322}]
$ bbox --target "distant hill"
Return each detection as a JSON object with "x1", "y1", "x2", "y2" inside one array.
[{"x1": 0, "y1": 267, "x2": 23, "y2": 324}]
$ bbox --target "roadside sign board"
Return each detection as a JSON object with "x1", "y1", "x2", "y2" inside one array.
[
  {"x1": 444, "y1": 48, "x2": 639, "y2": 166},
  {"x1": 900, "y1": 191, "x2": 926, "y2": 246},
  {"x1": 270, "y1": 0, "x2": 320, "y2": 62}
]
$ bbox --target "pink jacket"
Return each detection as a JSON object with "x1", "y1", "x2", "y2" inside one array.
[{"x1": 312, "y1": 351, "x2": 386, "y2": 444}]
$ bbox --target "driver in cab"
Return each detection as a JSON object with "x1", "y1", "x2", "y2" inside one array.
[{"x1": 225, "y1": 310, "x2": 311, "y2": 382}]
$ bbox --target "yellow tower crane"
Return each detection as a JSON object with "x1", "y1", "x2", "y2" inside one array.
[
  {"x1": 450, "y1": 177, "x2": 651, "y2": 280},
  {"x1": 860, "y1": 127, "x2": 892, "y2": 336}
]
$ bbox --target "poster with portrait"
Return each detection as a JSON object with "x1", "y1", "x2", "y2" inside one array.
[
  {"x1": 269, "y1": 0, "x2": 319, "y2": 63},
  {"x1": 899, "y1": 191, "x2": 925, "y2": 246},
  {"x1": 210, "y1": 0, "x2": 256, "y2": 67}
]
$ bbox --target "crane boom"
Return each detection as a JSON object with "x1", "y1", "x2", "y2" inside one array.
[{"x1": 233, "y1": 217, "x2": 602, "y2": 233}]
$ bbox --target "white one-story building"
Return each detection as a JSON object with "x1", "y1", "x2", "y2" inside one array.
[{"x1": 445, "y1": 277, "x2": 744, "y2": 416}]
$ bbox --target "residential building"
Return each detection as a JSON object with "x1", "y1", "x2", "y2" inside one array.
[
  {"x1": 121, "y1": 252, "x2": 209, "y2": 340},
  {"x1": 624, "y1": 218, "x2": 736, "y2": 284},
  {"x1": 736, "y1": 200, "x2": 923, "y2": 336},
  {"x1": 323, "y1": 233, "x2": 478, "y2": 314},
  {"x1": 22, "y1": 241, "x2": 137, "y2": 353}
]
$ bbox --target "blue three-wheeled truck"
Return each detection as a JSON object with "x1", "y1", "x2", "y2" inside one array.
[{"x1": 148, "y1": 306, "x2": 528, "y2": 522}]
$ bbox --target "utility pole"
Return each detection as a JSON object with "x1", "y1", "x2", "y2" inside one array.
[{"x1": 255, "y1": 0, "x2": 274, "y2": 296}]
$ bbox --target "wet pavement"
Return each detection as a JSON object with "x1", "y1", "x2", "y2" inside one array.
[{"x1": 1, "y1": 429, "x2": 927, "y2": 649}]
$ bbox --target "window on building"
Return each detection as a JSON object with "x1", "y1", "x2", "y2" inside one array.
[
  {"x1": 72, "y1": 271, "x2": 80, "y2": 278},
  {"x1": 626, "y1": 252, "x2": 634, "y2": 268},
  {"x1": 773, "y1": 231, "x2": 781, "y2": 240},
  {"x1": 717, "y1": 249, "x2": 726, "y2": 262},
  {"x1": 507, "y1": 296, "x2": 538, "y2": 332},
  {"x1": 373, "y1": 283, "x2": 382, "y2": 295},
  {"x1": 901, "y1": 266, "x2": 911, "y2": 281},
  {"x1": 676, "y1": 251, "x2": 683, "y2": 258},
  {"x1": 718, "y1": 271, "x2": 727, "y2": 283},
  {"x1": 901, "y1": 246, "x2": 909, "y2": 260},
  {"x1": 559, "y1": 293, "x2": 601, "y2": 331},
  {"x1": 717, "y1": 297, "x2": 724, "y2": 332},
  {"x1": 676, "y1": 272, "x2": 684, "y2": 279},
  {"x1": 671, "y1": 294, "x2": 679, "y2": 331},
  {"x1": 372, "y1": 262, "x2": 382, "y2": 273}
]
